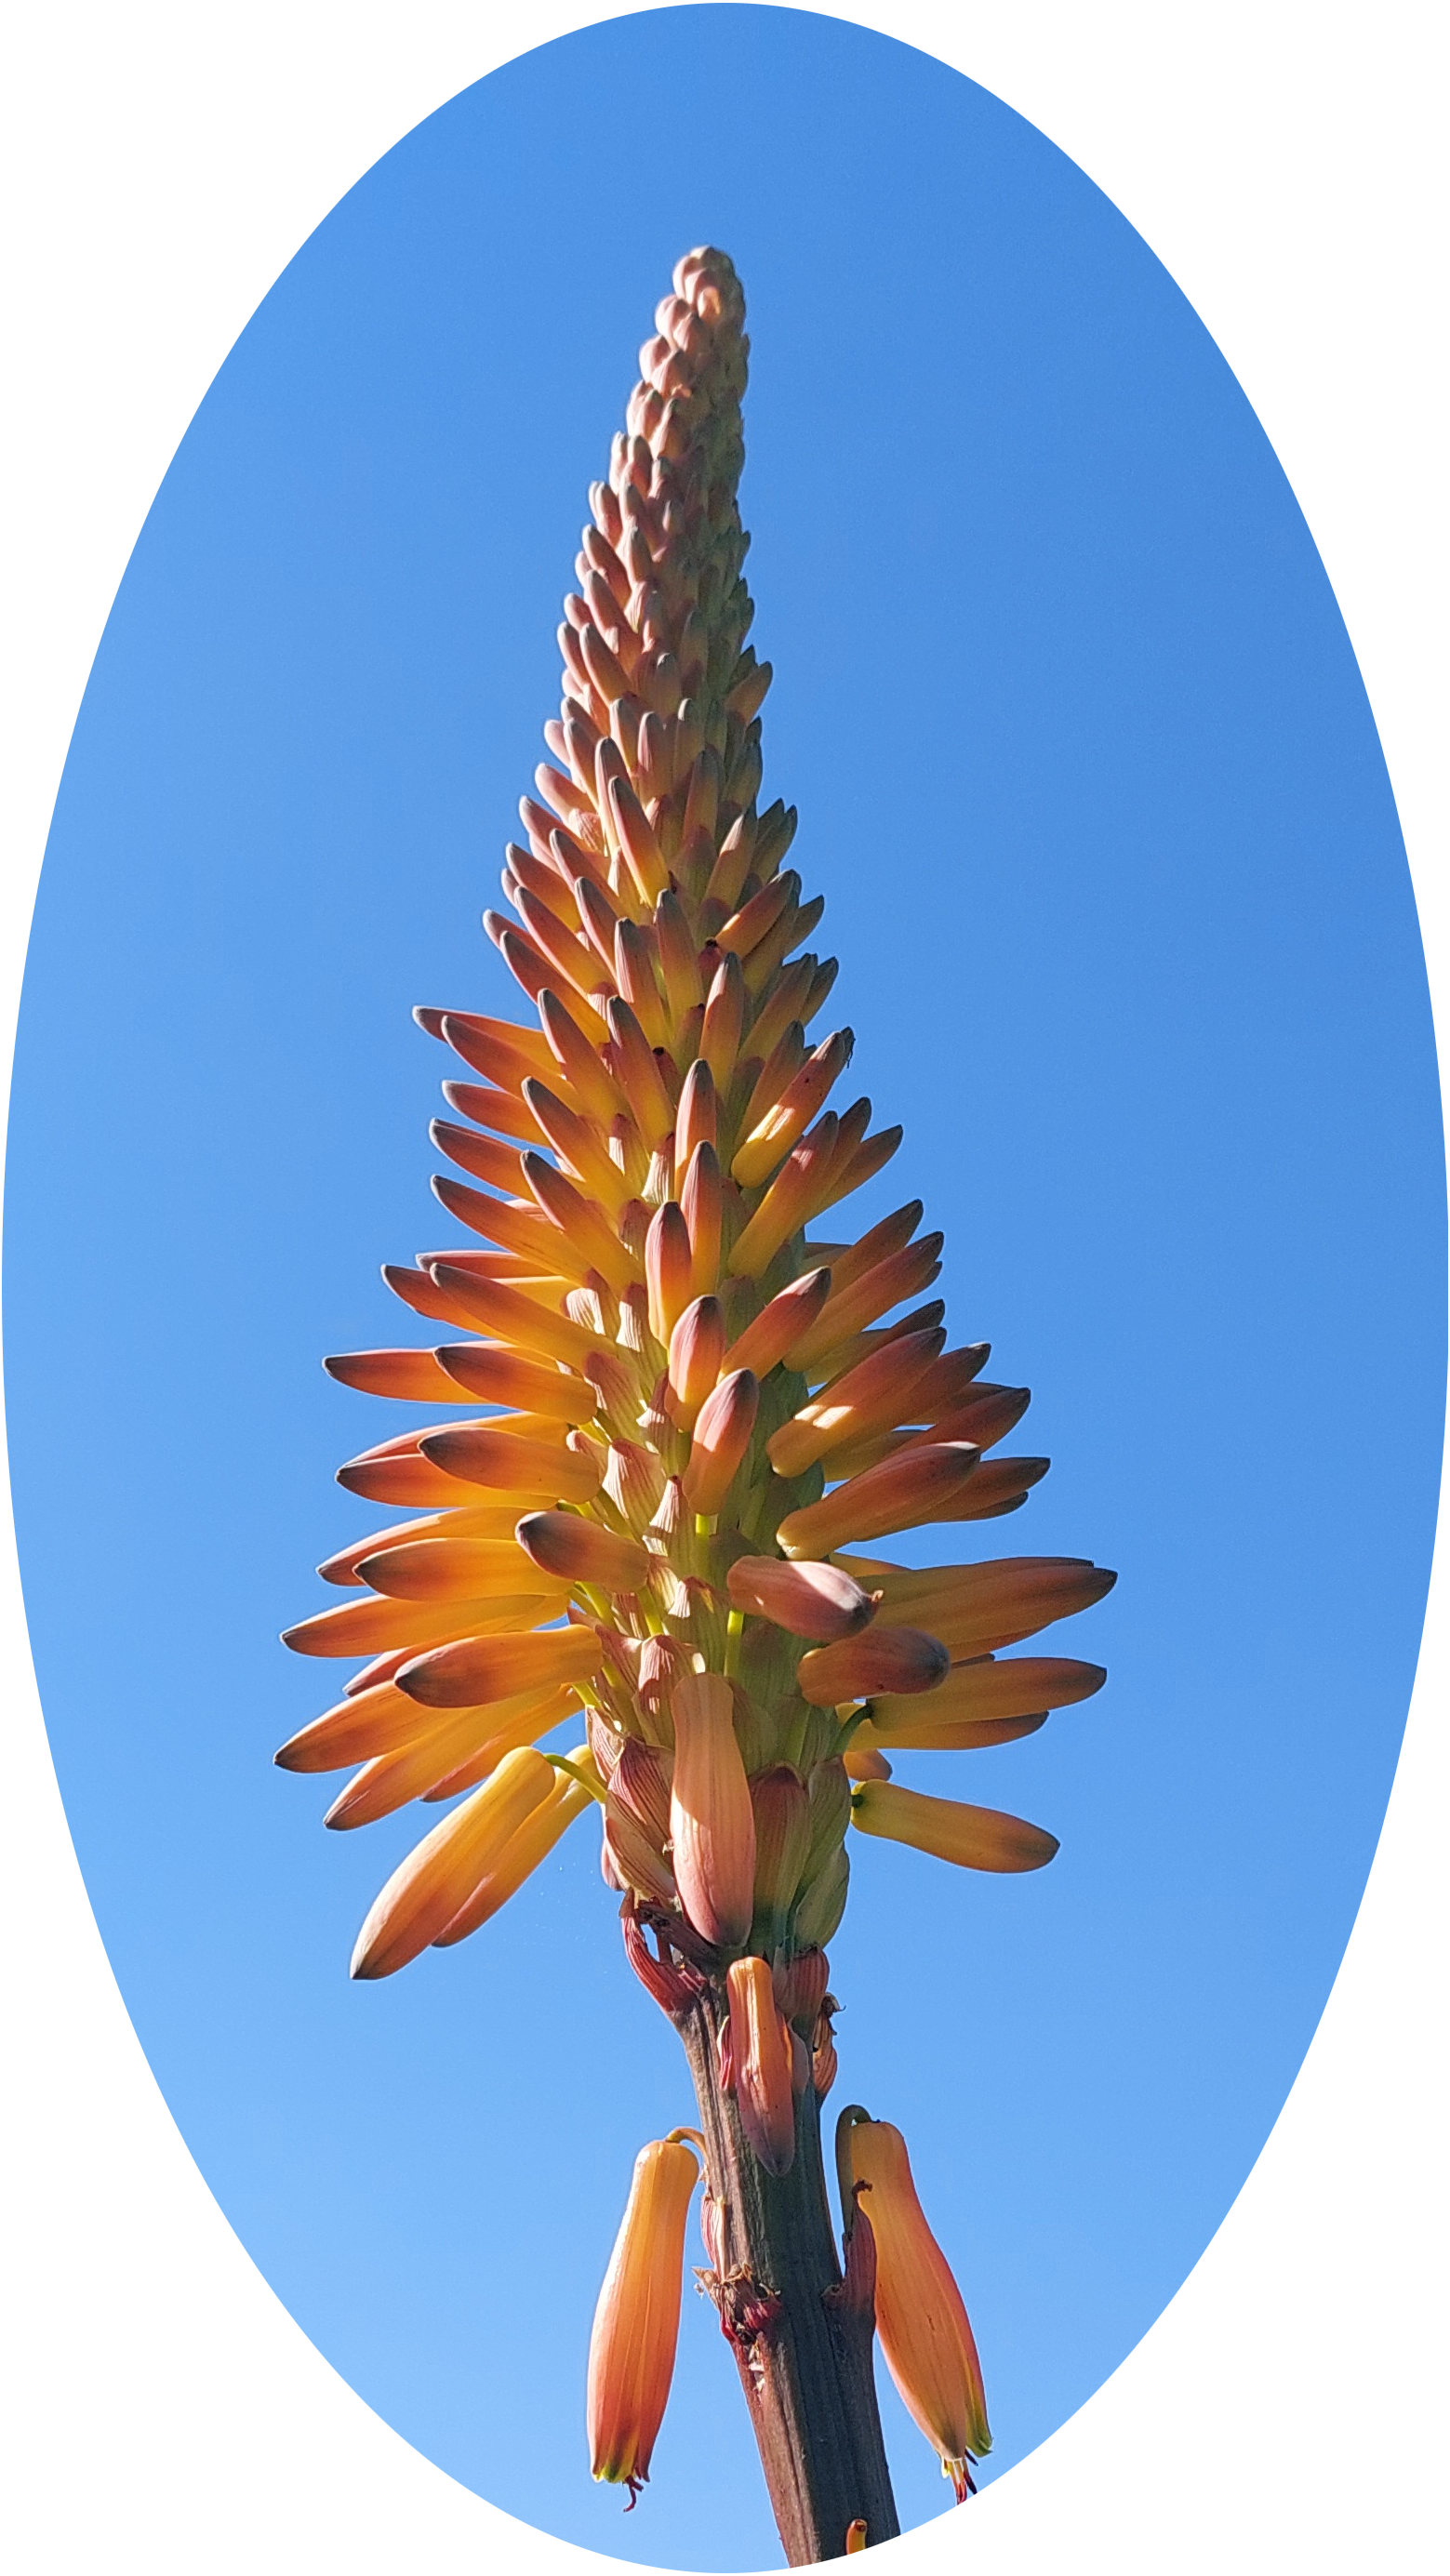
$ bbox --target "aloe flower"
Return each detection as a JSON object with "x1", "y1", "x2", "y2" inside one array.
[
  {"x1": 843, "y1": 2110, "x2": 991, "y2": 2502},
  {"x1": 281, "y1": 246, "x2": 1114, "y2": 2564},
  {"x1": 588, "y1": 2130, "x2": 702, "y2": 2502}
]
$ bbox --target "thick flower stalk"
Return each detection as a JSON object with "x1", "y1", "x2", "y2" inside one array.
[{"x1": 280, "y1": 246, "x2": 1115, "y2": 2564}]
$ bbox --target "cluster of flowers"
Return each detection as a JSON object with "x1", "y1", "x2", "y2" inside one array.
[{"x1": 281, "y1": 246, "x2": 1113, "y2": 2517}]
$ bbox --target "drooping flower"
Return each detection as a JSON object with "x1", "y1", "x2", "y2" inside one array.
[
  {"x1": 588, "y1": 2131, "x2": 702, "y2": 2501},
  {"x1": 845, "y1": 2113, "x2": 991, "y2": 2500}
]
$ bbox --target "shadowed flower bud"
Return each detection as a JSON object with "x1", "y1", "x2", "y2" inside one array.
[
  {"x1": 725, "y1": 1555, "x2": 877, "y2": 1642},
  {"x1": 773, "y1": 1946, "x2": 830, "y2": 2029},
  {"x1": 750, "y1": 1765, "x2": 812, "y2": 1947},
  {"x1": 797, "y1": 1625, "x2": 950, "y2": 1707},
  {"x1": 645, "y1": 1200, "x2": 694, "y2": 1345},
  {"x1": 847, "y1": 2116, "x2": 991, "y2": 2496},
  {"x1": 681, "y1": 1369, "x2": 759, "y2": 1516},
  {"x1": 776, "y1": 1442, "x2": 981, "y2": 1558},
  {"x1": 851, "y1": 1781, "x2": 1059, "y2": 1874},
  {"x1": 725, "y1": 1955, "x2": 796, "y2": 2176},
  {"x1": 667, "y1": 1295, "x2": 726, "y2": 1427},
  {"x1": 669, "y1": 1672, "x2": 755, "y2": 1947},
  {"x1": 396, "y1": 1621, "x2": 605, "y2": 1710},
  {"x1": 516, "y1": 1510, "x2": 653, "y2": 1593},
  {"x1": 588, "y1": 2131, "x2": 701, "y2": 2500},
  {"x1": 721, "y1": 1268, "x2": 831, "y2": 1378},
  {"x1": 434, "y1": 1750, "x2": 596, "y2": 1945}
]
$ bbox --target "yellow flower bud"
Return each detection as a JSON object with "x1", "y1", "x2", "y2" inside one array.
[{"x1": 587, "y1": 2132, "x2": 700, "y2": 2499}]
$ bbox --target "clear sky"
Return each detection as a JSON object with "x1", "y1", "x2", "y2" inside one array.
[{"x1": 6, "y1": 8, "x2": 1443, "y2": 2568}]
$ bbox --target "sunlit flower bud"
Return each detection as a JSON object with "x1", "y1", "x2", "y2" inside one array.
[
  {"x1": 725, "y1": 1555, "x2": 877, "y2": 1641},
  {"x1": 720, "y1": 1267, "x2": 831, "y2": 1378},
  {"x1": 681, "y1": 1369, "x2": 759, "y2": 1516},
  {"x1": 847, "y1": 2116, "x2": 991, "y2": 2495},
  {"x1": 588, "y1": 2132, "x2": 701, "y2": 2499},
  {"x1": 750, "y1": 1765, "x2": 812, "y2": 1946},
  {"x1": 673, "y1": 1056, "x2": 717, "y2": 1179},
  {"x1": 434, "y1": 1751, "x2": 595, "y2": 1945},
  {"x1": 419, "y1": 1419, "x2": 605, "y2": 1506},
  {"x1": 726, "y1": 1120, "x2": 840, "y2": 1279},
  {"x1": 645, "y1": 1200, "x2": 694, "y2": 1344},
  {"x1": 351, "y1": 1745, "x2": 555, "y2": 1979},
  {"x1": 725, "y1": 1955, "x2": 796, "y2": 2176},
  {"x1": 667, "y1": 1295, "x2": 726, "y2": 1427},
  {"x1": 851, "y1": 1781, "x2": 1059, "y2": 1874},
  {"x1": 797, "y1": 1625, "x2": 950, "y2": 1707},
  {"x1": 516, "y1": 1509, "x2": 652, "y2": 1593},
  {"x1": 669, "y1": 1672, "x2": 755, "y2": 1946}
]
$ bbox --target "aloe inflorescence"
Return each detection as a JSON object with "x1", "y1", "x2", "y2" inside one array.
[{"x1": 280, "y1": 246, "x2": 1114, "y2": 2563}]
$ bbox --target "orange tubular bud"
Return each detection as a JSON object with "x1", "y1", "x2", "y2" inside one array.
[
  {"x1": 419, "y1": 1422, "x2": 605, "y2": 1505},
  {"x1": 797, "y1": 1626, "x2": 950, "y2": 1706},
  {"x1": 350, "y1": 1745, "x2": 556, "y2": 1978},
  {"x1": 587, "y1": 2133, "x2": 700, "y2": 2498},
  {"x1": 434, "y1": 1345, "x2": 593, "y2": 1417},
  {"x1": 645, "y1": 1200, "x2": 694, "y2": 1345},
  {"x1": 521, "y1": 1153, "x2": 637, "y2": 1295},
  {"x1": 847, "y1": 2117, "x2": 991, "y2": 2493},
  {"x1": 834, "y1": 1555, "x2": 1118, "y2": 1655},
  {"x1": 867, "y1": 1655, "x2": 1107, "y2": 1740},
  {"x1": 851, "y1": 1781, "x2": 1059, "y2": 1873},
  {"x1": 654, "y1": 890, "x2": 704, "y2": 1019},
  {"x1": 726, "y1": 1118, "x2": 840, "y2": 1279},
  {"x1": 667, "y1": 1295, "x2": 726, "y2": 1427},
  {"x1": 606, "y1": 997, "x2": 675, "y2": 1145},
  {"x1": 434, "y1": 1755, "x2": 594, "y2": 1945},
  {"x1": 721, "y1": 1268, "x2": 831, "y2": 1378},
  {"x1": 520, "y1": 1079, "x2": 633, "y2": 1215},
  {"x1": 766, "y1": 1323, "x2": 947, "y2": 1478},
  {"x1": 324, "y1": 1346, "x2": 486, "y2": 1404},
  {"x1": 776, "y1": 1442, "x2": 982, "y2": 1558},
  {"x1": 672, "y1": 1056, "x2": 717, "y2": 1178},
  {"x1": 353, "y1": 1535, "x2": 564, "y2": 1602},
  {"x1": 731, "y1": 1029, "x2": 854, "y2": 1188},
  {"x1": 681, "y1": 1368, "x2": 759, "y2": 1516},
  {"x1": 725, "y1": 1556, "x2": 877, "y2": 1642},
  {"x1": 681, "y1": 1140, "x2": 723, "y2": 1294},
  {"x1": 669, "y1": 1672, "x2": 755, "y2": 1947},
  {"x1": 514, "y1": 1509, "x2": 652, "y2": 1593},
  {"x1": 699, "y1": 949, "x2": 746, "y2": 1089},
  {"x1": 395, "y1": 1621, "x2": 606, "y2": 1711},
  {"x1": 427, "y1": 1266, "x2": 603, "y2": 1369},
  {"x1": 725, "y1": 1956, "x2": 796, "y2": 2175},
  {"x1": 539, "y1": 989, "x2": 627, "y2": 1127},
  {"x1": 783, "y1": 1234, "x2": 946, "y2": 1370}
]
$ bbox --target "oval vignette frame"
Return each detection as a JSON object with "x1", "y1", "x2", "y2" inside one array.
[{"x1": 17, "y1": 9, "x2": 1431, "y2": 2565}]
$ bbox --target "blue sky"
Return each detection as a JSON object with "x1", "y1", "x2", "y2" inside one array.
[{"x1": 6, "y1": 8, "x2": 1443, "y2": 2567}]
